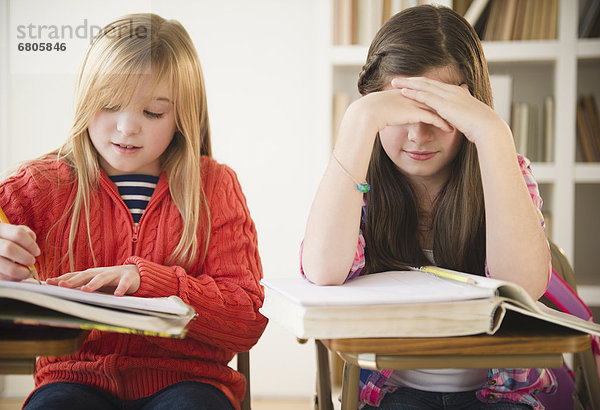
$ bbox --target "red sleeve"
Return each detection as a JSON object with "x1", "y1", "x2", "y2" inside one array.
[{"x1": 0, "y1": 166, "x2": 42, "y2": 228}]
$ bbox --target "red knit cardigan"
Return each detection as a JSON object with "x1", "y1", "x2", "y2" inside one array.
[{"x1": 0, "y1": 156, "x2": 268, "y2": 410}]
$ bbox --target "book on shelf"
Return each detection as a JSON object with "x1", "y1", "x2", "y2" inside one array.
[
  {"x1": 462, "y1": 0, "x2": 490, "y2": 25},
  {"x1": 481, "y1": 0, "x2": 501, "y2": 40},
  {"x1": 530, "y1": 0, "x2": 545, "y2": 40},
  {"x1": 511, "y1": 102, "x2": 529, "y2": 158},
  {"x1": 260, "y1": 268, "x2": 600, "y2": 339},
  {"x1": 474, "y1": 0, "x2": 558, "y2": 41},
  {"x1": 333, "y1": 0, "x2": 355, "y2": 45},
  {"x1": 544, "y1": 96, "x2": 555, "y2": 162},
  {"x1": 0, "y1": 279, "x2": 197, "y2": 338},
  {"x1": 521, "y1": 0, "x2": 536, "y2": 40},
  {"x1": 576, "y1": 98, "x2": 594, "y2": 162},
  {"x1": 382, "y1": 0, "x2": 416, "y2": 23},
  {"x1": 576, "y1": 94, "x2": 600, "y2": 162},
  {"x1": 356, "y1": 0, "x2": 383, "y2": 45},
  {"x1": 486, "y1": 75, "x2": 556, "y2": 163},
  {"x1": 526, "y1": 104, "x2": 544, "y2": 162},
  {"x1": 498, "y1": 0, "x2": 518, "y2": 41},
  {"x1": 579, "y1": 0, "x2": 600, "y2": 38},
  {"x1": 511, "y1": 0, "x2": 527, "y2": 40},
  {"x1": 542, "y1": 0, "x2": 559, "y2": 40},
  {"x1": 509, "y1": 100, "x2": 551, "y2": 162},
  {"x1": 333, "y1": 0, "x2": 453, "y2": 46},
  {"x1": 582, "y1": 94, "x2": 600, "y2": 160},
  {"x1": 489, "y1": 74, "x2": 512, "y2": 124},
  {"x1": 542, "y1": 210, "x2": 553, "y2": 239}
]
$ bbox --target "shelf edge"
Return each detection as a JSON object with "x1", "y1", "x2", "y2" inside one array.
[
  {"x1": 578, "y1": 285, "x2": 600, "y2": 307},
  {"x1": 329, "y1": 41, "x2": 565, "y2": 66},
  {"x1": 529, "y1": 163, "x2": 556, "y2": 183},
  {"x1": 577, "y1": 39, "x2": 600, "y2": 59},
  {"x1": 483, "y1": 41, "x2": 560, "y2": 62},
  {"x1": 574, "y1": 164, "x2": 600, "y2": 182}
]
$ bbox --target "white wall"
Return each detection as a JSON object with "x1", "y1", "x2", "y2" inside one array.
[{"x1": 0, "y1": 0, "x2": 330, "y2": 400}]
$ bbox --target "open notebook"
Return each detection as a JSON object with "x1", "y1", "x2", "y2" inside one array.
[
  {"x1": 260, "y1": 268, "x2": 600, "y2": 339},
  {"x1": 0, "y1": 279, "x2": 196, "y2": 338}
]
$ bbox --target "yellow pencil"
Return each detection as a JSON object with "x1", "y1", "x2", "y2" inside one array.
[
  {"x1": 0, "y1": 205, "x2": 41, "y2": 284},
  {"x1": 414, "y1": 266, "x2": 478, "y2": 285}
]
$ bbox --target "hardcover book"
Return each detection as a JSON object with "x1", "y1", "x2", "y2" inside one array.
[{"x1": 260, "y1": 268, "x2": 600, "y2": 339}]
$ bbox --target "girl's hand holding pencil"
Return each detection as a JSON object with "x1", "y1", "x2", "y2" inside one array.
[{"x1": 0, "y1": 205, "x2": 41, "y2": 283}]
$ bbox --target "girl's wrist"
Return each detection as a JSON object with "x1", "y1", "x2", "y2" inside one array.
[
  {"x1": 336, "y1": 98, "x2": 379, "y2": 151},
  {"x1": 469, "y1": 119, "x2": 514, "y2": 152},
  {"x1": 331, "y1": 101, "x2": 379, "y2": 186},
  {"x1": 473, "y1": 128, "x2": 520, "y2": 169}
]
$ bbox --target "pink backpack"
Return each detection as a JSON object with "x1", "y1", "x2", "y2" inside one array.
[{"x1": 537, "y1": 254, "x2": 600, "y2": 409}]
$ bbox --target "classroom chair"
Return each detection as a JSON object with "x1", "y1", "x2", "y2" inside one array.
[
  {"x1": 237, "y1": 351, "x2": 251, "y2": 410},
  {"x1": 544, "y1": 241, "x2": 600, "y2": 410},
  {"x1": 312, "y1": 241, "x2": 600, "y2": 410}
]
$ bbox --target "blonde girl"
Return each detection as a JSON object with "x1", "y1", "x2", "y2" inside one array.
[
  {"x1": 302, "y1": 5, "x2": 554, "y2": 409},
  {"x1": 0, "y1": 13, "x2": 266, "y2": 410}
]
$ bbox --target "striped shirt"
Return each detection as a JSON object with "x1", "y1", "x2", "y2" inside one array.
[{"x1": 109, "y1": 174, "x2": 159, "y2": 224}]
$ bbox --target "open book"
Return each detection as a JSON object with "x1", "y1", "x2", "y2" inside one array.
[
  {"x1": 0, "y1": 279, "x2": 196, "y2": 338},
  {"x1": 260, "y1": 268, "x2": 600, "y2": 339}
]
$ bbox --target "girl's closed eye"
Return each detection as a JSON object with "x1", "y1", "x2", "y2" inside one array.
[
  {"x1": 101, "y1": 106, "x2": 165, "y2": 118},
  {"x1": 144, "y1": 99, "x2": 172, "y2": 119},
  {"x1": 143, "y1": 110, "x2": 164, "y2": 119}
]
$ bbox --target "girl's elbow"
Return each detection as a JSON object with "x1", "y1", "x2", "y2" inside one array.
[
  {"x1": 530, "y1": 280, "x2": 547, "y2": 301},
  {"x1": 302, "y1": 261, "x2": 348, "y2": 286},
  {"x1": 310, "y1": 275, "x2": 346, "y2": 286},
  {"x1": 529, "y1": 262, "x2": 550, "y2": 301},
  {"x1": 538, "y1": 262, "x2": 552, "y2": 299}
]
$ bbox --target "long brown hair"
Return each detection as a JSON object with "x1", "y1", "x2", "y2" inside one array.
[
  {"x1": 358, "y1": 5, "x2": 491, "y2": 276},
  {"x1": 52, "y1": 13, "x2": 211, "y2": 271}
]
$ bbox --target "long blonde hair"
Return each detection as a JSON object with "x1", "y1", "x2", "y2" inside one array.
[{"x1": 52, "y1": 13, "x2": 211, "y2": 271}]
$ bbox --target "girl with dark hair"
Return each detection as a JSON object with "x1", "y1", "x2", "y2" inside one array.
[{"x1": 302, "y1": 5, "x2": 554, "y2": 409}]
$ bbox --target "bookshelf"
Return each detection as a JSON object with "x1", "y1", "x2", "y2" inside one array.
[{"x1": 320, "y1": 0, "x2": 600, "y2": 306}]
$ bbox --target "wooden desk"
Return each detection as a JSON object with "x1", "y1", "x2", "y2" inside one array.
[
  {"x1": 316, "y1": 319, "x2": 591, "y2": 410},
  {"x1": 0, "y1": 326, "x2": 88, "y2": 374}
]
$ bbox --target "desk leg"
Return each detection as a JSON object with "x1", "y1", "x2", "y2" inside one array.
[
  {"x1": 315, "y1": 340, "x2": 333, "y2": 410},
  {"x1": 341, "y1": 361, "x2": 360, "y2": 410}
]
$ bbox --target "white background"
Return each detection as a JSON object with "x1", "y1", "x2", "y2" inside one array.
[{"x1": 0, "y1": 0, "x2": 330, "y2": 400}]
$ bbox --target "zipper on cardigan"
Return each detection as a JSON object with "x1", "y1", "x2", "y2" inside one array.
[
  {"x1": 100, "y1": 171, "x2": 168, "y2": 253},
  {"x1": 132, "y1": 224, "x2": 139, "y2": 243}
]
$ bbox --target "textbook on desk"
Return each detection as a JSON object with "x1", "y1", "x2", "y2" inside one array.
[{"x1": 260, "y1": 268, "x2": 600, "y2": 339}]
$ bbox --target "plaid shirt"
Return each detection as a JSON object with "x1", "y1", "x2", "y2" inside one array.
[{"x1": 347, "y1": 155, "x2": 557, "y2": 409}]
